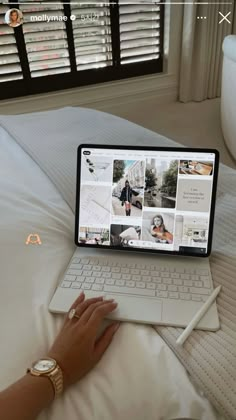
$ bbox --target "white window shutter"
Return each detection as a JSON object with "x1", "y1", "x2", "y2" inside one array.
[
  {"x1": 20, "y1": 0, "x2": 70, "y2": 77},
  {"x1": 119, "y1": 1, "x2": 161, "y2": 65},
  {"x1": 0, "y1": 4, "x2": 23, "y2": 82},
  {"x1": 71, "y1": 0, "x2": 113, "y2": 71}
]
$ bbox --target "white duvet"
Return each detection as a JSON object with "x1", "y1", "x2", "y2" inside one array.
[{"x1": 0, "y1": 126, "x2": 223, "y2": 420}]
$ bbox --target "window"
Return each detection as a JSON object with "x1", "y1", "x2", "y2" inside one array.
[{"x1": 0, "y1": 0, "x2": 164, "y2": 100}]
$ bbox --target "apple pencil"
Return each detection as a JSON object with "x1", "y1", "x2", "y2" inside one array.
[{"x1": 176, "y1": 285, "x2": 221, "y2": 346}]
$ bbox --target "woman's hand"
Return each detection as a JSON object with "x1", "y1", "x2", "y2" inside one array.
[{"x1": 47, "y1": 292, "x2": 119, "y2": 389}]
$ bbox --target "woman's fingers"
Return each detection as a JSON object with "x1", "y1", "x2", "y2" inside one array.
[
  {"x1": 78, "y1": 299, "x2": 116, "y2": 324},
  {"x1": 72, "y1": 295, "x2": 105, "y2": 318},
  {"x1": 68, "y1": 291, "x2": 85, "y2": 311},
  {"x1": 94, "y1": 322, "x2": 120, "y2": 362},
  {"x1": 66, "y1": 294, "x2": 104, "y2": 321},
  {"x1": 87, "y1": 301, "x2": 118, "y2": 332}
]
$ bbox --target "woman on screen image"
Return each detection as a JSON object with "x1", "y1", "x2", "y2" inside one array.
[
  {"x1": 151, "y1": 215, "x2": 173, "y2": 244},
  {"x1": 120, "y1": 180, "x2": 132, "y2": 216},
  {"x1": 7, "y1": 9, "x2": 23, "y2": 27}
]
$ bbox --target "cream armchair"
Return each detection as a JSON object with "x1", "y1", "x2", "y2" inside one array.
[{"x1": 221, "y1": 35, "x2": 236, "y2": 160}]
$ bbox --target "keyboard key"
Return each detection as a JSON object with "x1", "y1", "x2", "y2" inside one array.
[
  {"x1": 200, "y1": 275, "x2": 210, "y2": 282},
  {"x1": 136, "y1": 282, "x2": 145, "y2": 288},
  {"x1": 129, "y1": 263, "x2": 136, "y2": 269},
  {"x1": 82, "y1": 283, "x2": 91, "y2": 290},
  {"x1": 76, "y1": 276, "x2": 85, "y2": 282},
  {"x1": 70, "y1": 264, "x2": 82, "y2": 270},
  {"x1": 141, "y1": 270, "x2": 150, "y2": 276},
  {"x1": 61, "y1": 281, "x2": 71, "y2": 288},
  {"x1": 92, "y1": 271, "x2": 101, "y2": 277},
  {"x1": 165, "y1": 267, "x2": 175, "y2": 272},
  {"x1": 92, "y1": 284, "x2": 103, "y2": 291},
  {"x1": 156, "y1": 284, "x2": 167, "y2": 291},
  {"x1": 194, "y1": 281, "x2": 202, "y2": 288},
  {"x1": 121, "y1": 268, "x2": 129, "y2": 274},
  {"x1": 123, "y1": 274, "x2": 131, "y2": 280},
  {"x1": 126, "y1": 281, "x2": 135, "y2": 287},
  {"x1": 163, "y1": 278, "x2": 172, "y2": 285},
  {"x1": 200, "y1": 276, "x2": 211, "y2": 288},
  {"x1": 156, "y1": 291, "x2": 168, "y2": 298},
  {"x1": 173, "y1": 279, "x2": 182, "y2": 286},
  {"x1": 191, "y1": 294, "x2": 202, "y2": 301},
  {"x1": 151, "y1": 277, "x2": 161, "y2": 283},
  {"x1": 131, "y1": 269, "x2": 139, "y2": 275},
  {"x1": 197, "y1": 269, "x2": 209, "y2": 276},
  {"x1": 111, "y1": 267, "x2": 120, "y2": 273},
  {"x1": 102, "y1": 266, "x2": 110, "y2": 272},
  {"x1": 112, "y1": 273, "x2": 121, "y2": 280},
  {"x1": 136, "y1": 264, "x2": 146, "y2": 269},
  {"x1": 185, "y1": 269, "x2": 195, "y2": 274},
  {"x1": 162, "y1": 272, "x2": 169, "y2": 278},
  {"x1": 180, "y1": 293, "x2": 191, "y2": 300},
  {"x1": 169, "y1": 292, "x2": 179, "y2": 299},
  {"x1": 80, "y1": 259, "x2": 90, "y2": 264},
  {"x1": 178, "y1": 286, "x2": 188, "y2": 293},
  {"x1": 85, "y1": 277, "x2": 95, "y2": 283},
  {"x1": 132, "y1": 275, "x2": 141, "y2": 281},
  {"x1": 93, "y1": 266, "x2": 101, "y2": 271},
  {"x1": 191, "y1": 275, "x2": 199, "y2": 281},
  {"x1": 95, "y1": 278, "x2": 105, "y2": 284},
  {"x1": 168, "y1": 285, "x2": 177, "y2": 292},
  {"x1": 150, "y1": 270, "x2": 159, "y2": 276},
  {"x1": 83, "y1": 271, "x2": 93, "y2": 277},
  {"x1": 180, "y1": 274, "x2": 190, "y2": 280},
  {"x1": 67, "y1": 269, "x2": 83, "y2": 276},
  {"x1": 83, "y1": 265, "x2": 92, "y2": 270},
  {"x1": 72, "y1": 258, "x2": 81, "y2": 263},
  {"x1": 104, "y1": 285, "x2": 155, "y2": 297},
  {"x1": 190, "y1": 287, "x2": 211, "y2": 295},
  {"x1": 64, "y1": 275, "x2": 76, "y2": 282},
  {"x1": 106, "y1": 279, "x2": 115, "y2": 285},
  {"x1": 184, "y1": 280, "x2": 193, "y2": 287},
  {"x1": 171, "y1": 273, "x2": 180, "y2": 279},
  {"x1": 102, "y1": 272, "x2": 111, "y2": 278},
  {"x1": 71, "y1": 283, "x2": 81, "y2": 289},
  {"x1": 115, "y1": 280, "x2": 125, "y2": 286},
  {"x1": 146, "y1": 283, "x2": 156, "y2": 290}
]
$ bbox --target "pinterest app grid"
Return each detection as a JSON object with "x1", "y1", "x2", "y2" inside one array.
[{"x1": 78, "y1": 148, "x2": 215, "y2": 254}]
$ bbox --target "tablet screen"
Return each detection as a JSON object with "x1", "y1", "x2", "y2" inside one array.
[{"x1": 75, "y1": 146, "x2": 219, "y2": 257}]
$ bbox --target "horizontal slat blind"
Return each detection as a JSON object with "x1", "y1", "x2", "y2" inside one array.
[
  {"x1": 119, "y1": 2, "x2": 161, "y2": 65},
  {"x1": 0, "y1": 0, "x2": 164, "y2": 99},
  {"x1": 20, "y1": 1, "x2": 70, "y2": 78},
  {"x1": 71, "y1": 0, "x2": 112, "y2": 71},
  {"x1": 0, "y1": 4, "x2": 23, "y2": 82}
]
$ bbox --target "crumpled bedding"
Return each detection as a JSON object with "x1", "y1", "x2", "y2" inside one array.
[{"x1": 0, "y1": 123, "x2": 224, "y2": 420}]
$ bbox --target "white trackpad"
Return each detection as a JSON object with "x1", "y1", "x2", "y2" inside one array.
[{"x1": 105, "y1": 295, "x2": 163, "y2": 324}]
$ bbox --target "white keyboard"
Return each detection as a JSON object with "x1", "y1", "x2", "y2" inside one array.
[{"x1": 60, "y1": 256, "x2": 212, "y2": 303}]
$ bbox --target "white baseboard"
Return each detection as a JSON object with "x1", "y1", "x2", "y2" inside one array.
[{"x1": 0, "y1": 73, "x2": 178, "y2": 115}]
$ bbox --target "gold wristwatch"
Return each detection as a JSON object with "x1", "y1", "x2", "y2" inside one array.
[{"x1": 27, "y1": 357, "x2": 63, "y2": 397}]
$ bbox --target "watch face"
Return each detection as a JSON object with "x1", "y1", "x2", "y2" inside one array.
[{"x1": 33, "y1": 359, "x2": 56, "y2": 373}]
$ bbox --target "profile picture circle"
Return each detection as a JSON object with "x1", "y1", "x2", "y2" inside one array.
[{"x1": 5, "y1": 8, "x2": 23, "y2": 28}]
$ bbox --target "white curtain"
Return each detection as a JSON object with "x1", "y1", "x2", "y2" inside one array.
[{"x1": 179, "y1": 3, "x2": 236, "y2": 102}]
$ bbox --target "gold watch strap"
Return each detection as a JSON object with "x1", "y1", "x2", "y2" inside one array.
[{"x1": 48, "y1": 365, "x2": 63, "y2": 397}]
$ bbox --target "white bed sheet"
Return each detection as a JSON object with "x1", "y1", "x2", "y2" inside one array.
[{"x1": 0, "y1": 127, "x2": 224, "y2": 420}]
